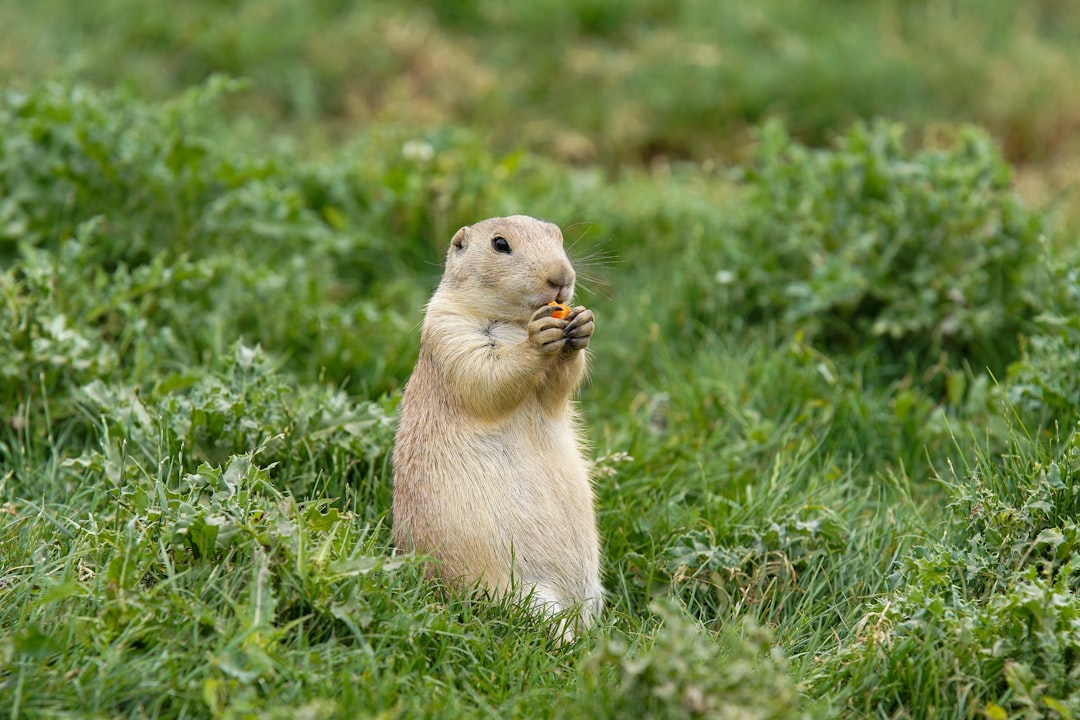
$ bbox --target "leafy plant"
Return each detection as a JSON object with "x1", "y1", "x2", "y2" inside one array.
[
  {"x1": 576, "y1": 601, "x2": 806, "y2": 720},
  {"x1": 70, "y1": 343, "x2": 396, "y2": 507},
  {"x1": 1007, "y1": 265, "x2": 1080, "y2": 430},
  {"x1": 711, "y1": 120, "x2": 1051, "y2": 378},
  {"x1": 661, "y1": 506, "x2": 847, "y2": 619}
]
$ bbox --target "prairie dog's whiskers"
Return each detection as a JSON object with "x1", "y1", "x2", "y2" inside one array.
[
  {"x1": 573, "y1": 248, "x2": 618, "y2": 269},
  {"x1": 572, "y1": 247, "x2": 618, "y2": 301},
  {"x1": 564, "y1": 222, "x2": 595, "y2": 249},
  {"x1": 575, "y1": 276, "x2": 613, "y2": 301}
]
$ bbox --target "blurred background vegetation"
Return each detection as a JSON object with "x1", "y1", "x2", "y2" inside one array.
[{"x1": 4, "y1": 0, "x2": 1080, "y2": 174}]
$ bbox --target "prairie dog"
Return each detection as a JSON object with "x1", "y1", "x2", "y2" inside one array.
[{"x1": 392, "y1": 215, "x2": 603, "y2": 635}]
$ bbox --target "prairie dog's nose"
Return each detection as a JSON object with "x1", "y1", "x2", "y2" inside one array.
[{"x1": 546, "y1": 261, "x2": 575, "y2": 294}]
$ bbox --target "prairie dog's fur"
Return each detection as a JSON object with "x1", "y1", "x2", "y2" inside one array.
[{"x1": 392, "y1": 215, "x2": 603, "y2": 635}]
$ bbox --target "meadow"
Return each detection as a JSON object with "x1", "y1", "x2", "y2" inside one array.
[{"x1": 2, "y1": 2, "x2": 1080, "y2": 718}]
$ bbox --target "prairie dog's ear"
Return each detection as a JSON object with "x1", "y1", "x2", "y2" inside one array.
[{"x1": 451, "y1": 226, "x2": 469, "y2": 250}]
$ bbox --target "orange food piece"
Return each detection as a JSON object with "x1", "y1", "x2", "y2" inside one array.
[{"x1": 547, "y1": 301, "x2": 571, "y2": 319}]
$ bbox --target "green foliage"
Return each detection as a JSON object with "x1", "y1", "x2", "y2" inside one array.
[
  {"x1": 662, "y1": 507, "x2": 847, "y2": 621},
  {"x1": 1007, "y1": 265, "x2": 1080, "y2": 429},
  {"x1": 0, "y1": 75, "x2": 1077, "y2": 719},
  {"x1": 5, "y1": 1, "x2": 1080, "y2": 165},
  {"x1": 576, "y1": 601, "x2": 805, "y2": 719},
  {"x1": 75, "y1": 344, "x2": 396, "y2": 504},
  {"x1": 0, "y1": 440, "x2": 496, "y2": 717},
  {"x1": 714, "y1": 121, "x2": 1050, "y2": 376},
  {"x1": 0, "y1": 80, "x2": 550, "y2": 420},
  {"x1": 0, "y1": 78, "x2": 250, "y2": 264},
  {"x1": 813, "y1": 428, "x2": 1080, "y2": 716}
]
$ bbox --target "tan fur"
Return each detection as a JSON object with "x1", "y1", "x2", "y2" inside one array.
[{"x1": 392, "y1": 215, "x2": 603, "y2": 636}]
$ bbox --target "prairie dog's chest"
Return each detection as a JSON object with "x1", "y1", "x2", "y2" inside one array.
[{"x1": 482, "y1": 320, "x2": 525, "y2": 349}]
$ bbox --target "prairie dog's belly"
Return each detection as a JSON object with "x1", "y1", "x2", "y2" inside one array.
[
  {"x1": 401, "y1": 411, "x2": 595, "y2": 579},
  {"x1": 453, "y1": 417, "x2": 591, "y2": 524}
]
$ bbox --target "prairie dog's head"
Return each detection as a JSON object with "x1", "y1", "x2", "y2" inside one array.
[{"x1": 438, "y1": 215, "x2": 575, "y2": 321}]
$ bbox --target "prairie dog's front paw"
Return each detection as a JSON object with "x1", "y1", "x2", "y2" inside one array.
[
  {"x1": 528, "y1": 305, "x2": 569, "y2": 354},
  {"x1": 563, "y1": 307, "x2": 593, "y2": 351}
]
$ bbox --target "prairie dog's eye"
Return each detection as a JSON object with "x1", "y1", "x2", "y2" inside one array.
[{"x1": 492, "y1": 236, "x2": 511, "y2": 254}]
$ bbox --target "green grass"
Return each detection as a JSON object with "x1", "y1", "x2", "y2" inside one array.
[{"x1": 3, "y1": 5, "x2": 1080, "y2": 719}]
